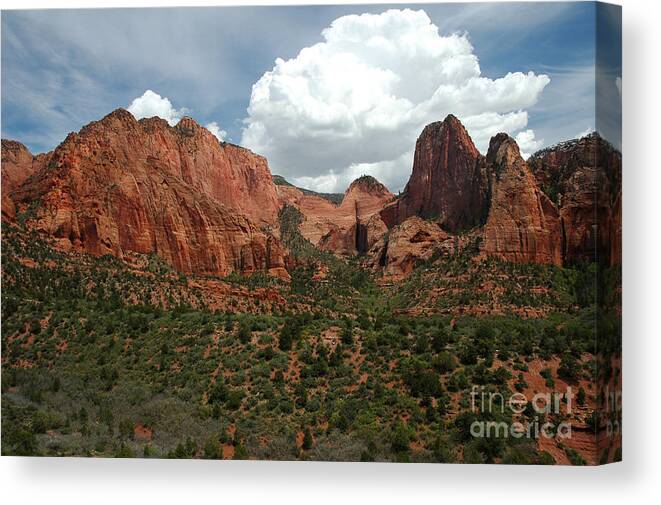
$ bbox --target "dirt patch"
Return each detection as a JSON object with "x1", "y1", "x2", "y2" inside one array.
[{"x1": 134, "y1": 424, "x2": 153, "y2": 441}]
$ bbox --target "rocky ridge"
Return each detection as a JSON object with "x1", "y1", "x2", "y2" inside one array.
[
  {"x1": 2, "y1": 110, "x2": 622, "y2": 281},
  {"x1": 3, "y1": 110, "x2": 288, "y2": 279},
  {"x1": 368, "y1": 117, "x2": 621, "y2": 277}
]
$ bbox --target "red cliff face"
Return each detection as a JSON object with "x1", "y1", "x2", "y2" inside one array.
[
  {"x1": 364, "y1": 216, "x2": 459, "y2": 280},
  {"x1": 381, "y1": 115, "x2": 489, "y2": 233},
  {"x1": 277, "y1": 175, "x2": 393, "y2": 256},
  {"x1": 9, "y1": 110, "x2": 289, "y2": 279},
  {"x1": 528, "y1": 133, "x2": 622, "y2": 266},
  {"x1": 480, "y1": 134, "x2": 563, "y2": 265},
  {"x1": 32, "y1": 109, "x2": 281, "y2": 227},
  {"x1": 1, "y1": 140, "x2": 51, "y2": 219},
  {"x1": 378, "y1": 116, "x2": 623, "y2": 271},
  {"x1": 4, "y1": 108, "x2": 621, "y2": 281}
]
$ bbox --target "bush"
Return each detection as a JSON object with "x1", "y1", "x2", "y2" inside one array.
[
  {"x1": 558, "y1": 354, "x2": 580, "y2": 383},
  {"x1": 402, "y1": 360, "x2": 441, "y2": 397},
  {"x1": 279, "y1": 315, "x2": 302, "y2": 351},
  {"x1": 341, "y1": 319, "x2": 354, "y2": 346},
  {"x1": 458, "y1": 342, "x2": 478, "y2": 365},
  {"x1": 431, "y1": 326, "x2": 448, "y2": 353},
  {"x1": 432, "y1": 351, "x2": 456, "y2": 374},
  {"x1": 390, "y1": 421, "x2": 411, "y2": 453},
  {"x1": 203, "y1": 438, "x2": 221, "y2": 459},
  {"x1": 115, "y1": 443, "x2": 135, "y2": 458},
  {"x1": 237, "y1": 319, "x2": 252, "y2": 344}
]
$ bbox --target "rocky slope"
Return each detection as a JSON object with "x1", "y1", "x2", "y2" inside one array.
[
  {"x1": 365, "y1": 216, "x2": 460, "y2": 280},
  {"x1": 4, "y1": 110, "x2": 289, "y2": 279},
  {"x1": 276, "y1": 175, "x2": 393, "y2": 256},
  {"x1": 9, "y1": 109, "x2": 281, "y2": 226},
  {"x1": 380, "y1": 115, "x2": 489, "y2": 233},
  {"x1": 528, "y1": 133, "x2": 622, "y2": 265}
]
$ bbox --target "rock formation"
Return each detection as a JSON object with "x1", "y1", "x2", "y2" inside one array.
[
  {"x1": 480, "y1": 133, "x2": 563, "y2": 265},
  {"x1": 276, "y1": 174, "x2": 393, "y2": 256},
  {"x1": 3, "y1": 108, "x2": 622, "y2": 282},
  {"x1": 32, "y1": 109, "x2": 281, "y2": 227},
  {"x1": 379, "y1": 116, "x2": 622, "y2": 271},
  {"x1": 1, "y1": 140, "x2": 50, "y2": 219},
  {"x1": 528, "y1": 133, "x2": 622, "y2": 265},
  {"x1": 365, "y1": 216, "x2": 459, "y2": 280},
  {"x1": 6, "y1": 110, "x2": 289, "y2": 279},
  {"x1": 380, "y1": 115, "x2": 489, "y2": 233}
]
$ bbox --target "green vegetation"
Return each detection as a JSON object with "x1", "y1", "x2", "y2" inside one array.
[{"x1": 1, "y1": 223, "x2": 620, "y2": 464}]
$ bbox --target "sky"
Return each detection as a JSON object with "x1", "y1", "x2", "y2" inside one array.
[{"x1": 1, "y1": 2, "x2": 621, "y2": 193}]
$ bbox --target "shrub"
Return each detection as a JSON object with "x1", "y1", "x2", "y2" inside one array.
[
  {"x1": 390, "y1": 421, "x2": 411, "y2": 453},
  {"x1": 341, "y1": 319, "x2": 354, "y2": 346},
  {"x1": 558, "y1": 354, "x2": 580, "y2": 383},
  {"x1": 432, "y1": 351, "x2": 456, "y2": 374},
  {"x1": 237, "y1": 319, "x2": 252, "y2": 344}
]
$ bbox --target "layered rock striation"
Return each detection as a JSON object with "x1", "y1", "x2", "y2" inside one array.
[
  {"x1": 480, "y1": 133, "x2": 563, "y2": 265},
  {"x1": 2, "y1": 108, "x2": 622, "y2": 282},
  {"x1": 1, "y1": 140, "x2": 51, "y2": 219},
  {"x1": 380, "y1": 115, "x2": 489, "y2": 234},
  {"x1": 4, "y1": 110, "x2": 289, "y2": 279}
]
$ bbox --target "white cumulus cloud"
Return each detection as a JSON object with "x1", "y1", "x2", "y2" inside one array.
[
  {"x1": 127, "y1": 90, "x2": 227, "y2": 141},
  {"x1": 241, "y1": 9, "x2": 550, "y2": 192},
  {"x1": 206, "y1": 121, "x2": 228, "y2": 142},
  {"x1": 127, "y1": 89, "x2": 188, "y2": 126},
  {"x1": 515, "y1": 129, "x2": 543, "y2": 159}
]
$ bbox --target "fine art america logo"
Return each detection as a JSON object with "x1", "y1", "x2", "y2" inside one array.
[{"x1": 469, "y1": 385, "x2": 574, "y2": 440}]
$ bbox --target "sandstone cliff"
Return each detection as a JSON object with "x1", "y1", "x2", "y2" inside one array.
[
  {"x1": 1, "y1": 140, "x2": 51, "y2": 219},
  {"x1": 379, "y1": 117, "x2": 622, "y2": 271},
  {"x1": 276, "y1": 174, "x2": 393, "y2": 256},
  {"x1": 365, "y1": 216, "x2": 459, "y2": 280},
  {"x1": 380, "y1": 115, "x2": 489, "y2": 233},
  {"x1": 480, "y1": 133, "x2": 563, "y2": 265},
  {"x1": 3, "y1": 109, "x2": 622, "y2": 280},
  {"x1": 528, "y1": 133, "x2": 622, "y2": 265},
  {"x1": 18, "y1": 109, "x2": 281, "y2": 226},
  {"x1": 6, "y1": 110, "x2": 289, "y2": 279}
]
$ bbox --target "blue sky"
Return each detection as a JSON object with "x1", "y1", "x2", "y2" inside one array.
[{"x1": 1, "y1": 2, "x2": 621, "y2": 192}]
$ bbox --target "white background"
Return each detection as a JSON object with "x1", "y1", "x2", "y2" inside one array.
[{"x1": 1, "y1": 0, "x2": 659, "y2": 503}]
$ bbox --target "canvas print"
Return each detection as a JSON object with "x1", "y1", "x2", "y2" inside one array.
[{"x1": 1, "y1": 2, "x2": 621, "y2": 464}]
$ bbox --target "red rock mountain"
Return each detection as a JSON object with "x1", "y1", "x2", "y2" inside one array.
[
  {"x1": 381, "y1": 115, "x2": 489, "y2": 233},
  {"x1": 528, "y1": 133, "x2": 622, "y2": 266},
  {"x1": 1, "y1": 140, "x2": 51, "y2": 219},
  {"x1": 374, "y1": 118, "x2": 621, "y2": 275},
  {"x1": 2, "y1": 109, "x2": 621, "y2": 282},
  {"x1": 4, "y1": 109, "x2": 288, "y2": 279},
  {"x1": 276, "y1": 175, "x2": 393, "y2": 256},
  {"x1": 481, "y1": 133, "x2": 563, "y2": 265}
]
